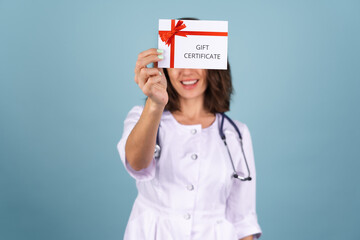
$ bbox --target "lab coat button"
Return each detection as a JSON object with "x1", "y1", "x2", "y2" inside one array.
[
  {"x1": 191, "y1": 129, "x2": 197, "y2": 135},
  {"x1": 183, "y1": 213, "x2": 191, "y2": 220},
  {"x1": 191, "y1": 154, "x2": 198, "y2": 160},
  {"x1": 186, "y1": 184, "x2": 194, "y2": 191}
]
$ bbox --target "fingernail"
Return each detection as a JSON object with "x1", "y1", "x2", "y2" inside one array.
[
  {"x1": 159, "y1": 71, "x2": 162, "y2": 76},
  {"x1": 158, "y1": 55, "x2": 164, "y2": 59},
  {"x1": 157, "y1": 49, "x2": 164, "y2": 53}
]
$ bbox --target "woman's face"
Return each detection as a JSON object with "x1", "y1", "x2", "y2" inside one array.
[{"x1": 166, "y1": 68, "x2": 207, "y2": 102}]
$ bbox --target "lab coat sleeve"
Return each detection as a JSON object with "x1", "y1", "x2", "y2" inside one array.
[
  {"x1": 225, "y1": 122, "x2": 262, "y2": 239},
  {"x1": 116, "y1": 105, "x2": 156, "y2": 181}
]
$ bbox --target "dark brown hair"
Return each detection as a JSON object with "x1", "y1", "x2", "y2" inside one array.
[{"x1": 163, "y1": 17, "x2": 233, "y2": 114}]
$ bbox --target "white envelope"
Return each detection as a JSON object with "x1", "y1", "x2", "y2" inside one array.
[{"x1": 158, "y1": 19, "x2": 228, "y2": 69}]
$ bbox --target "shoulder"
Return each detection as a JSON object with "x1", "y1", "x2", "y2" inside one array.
[
  {"x1": 232, "y1": 119, "x2": 253, "y2": 148},
  {"x1": 127, "y1": 105, "x2": 144, "y2": 115},
  {"x1": 220, "y1": 114, "x2": 249, "y2": 135},
  {"x1": 233, "y1": 119, "x2": 251, "y2": 137},
  {"x1": 123, "y1": 105, "x2": 144, "y2": 122}
]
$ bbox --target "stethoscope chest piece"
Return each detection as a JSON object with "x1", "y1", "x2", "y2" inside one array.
[
  {"x1": 154, "y1": 144, "x2": 161, "y2": 158},
  {"x1": 232, "y1": 172, "x2": 252, "y2": 181}
]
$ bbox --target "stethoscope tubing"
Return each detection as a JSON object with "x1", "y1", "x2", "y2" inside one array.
[
  {"x1": 154, "y1": 113, "x2": 252, "y2": 181},
  {"x1": 220, "y1": 113, "x2": 252, "y2": 181}
]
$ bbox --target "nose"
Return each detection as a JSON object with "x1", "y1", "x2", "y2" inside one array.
[{"x1": 180, "y1": 68, "x2": 196, "y2": 76}]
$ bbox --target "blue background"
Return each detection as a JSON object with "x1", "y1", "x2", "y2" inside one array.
[{"x1": 1, "y1": 0, "x2": 359, "y2": 239}]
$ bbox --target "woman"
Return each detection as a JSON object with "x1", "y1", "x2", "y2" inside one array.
[{"x1": 117, "y1": 45, "x2": 262, "y2": 239}]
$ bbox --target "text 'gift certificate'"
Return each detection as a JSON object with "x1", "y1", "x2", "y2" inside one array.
[{"x1": 158, "y1": 19, "x2": 228, "y2": 69}]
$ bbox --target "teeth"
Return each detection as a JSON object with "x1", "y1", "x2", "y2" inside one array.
[{"x1": 181, "y1": 80, "x2": 198, "y2": 85}]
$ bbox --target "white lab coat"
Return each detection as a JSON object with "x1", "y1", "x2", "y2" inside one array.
[{"x1": 117, "y1": 106, "x2": 262, "y2": 240}]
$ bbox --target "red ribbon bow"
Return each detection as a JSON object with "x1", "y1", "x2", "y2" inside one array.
[{"x1": 159, "y1": 20, "x2": 187, "y2": 46}]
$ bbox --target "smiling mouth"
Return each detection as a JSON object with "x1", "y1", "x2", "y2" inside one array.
[{"x1": 180, "y1": 79, "x2": 199, "y2": 85}]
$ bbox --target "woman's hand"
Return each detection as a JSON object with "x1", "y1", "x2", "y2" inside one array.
[
  {"x1": 134, "y1": 48, "x2": 168, "y2": 109},
  {"x1": 125, "y1": 48, "x2": 167, "y2": 171}
]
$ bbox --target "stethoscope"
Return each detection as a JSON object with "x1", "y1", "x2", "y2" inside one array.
[{"x1": 154, "y1": 113, "x2": 252, "y2": 181}]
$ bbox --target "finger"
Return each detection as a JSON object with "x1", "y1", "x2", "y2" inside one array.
[
  {"x1": 143, "y1": 76, "x2": 163, "y2": 96},
  {"x1": 152, "y1": 62, "x2": 165, "y2": 75},
  {"x1": 139, "y1": 68, "x2": 162, "y2": 80},
  {"x1": 147, "y1": 75, "x2": 163, "y2": 85},
  {"x1": 139, "y1": 73, "x2": 162, "y2": 89},
  {"x1": 143, "y1": 75, "x2": 163, "y2": 90},
  {"x1": 135, "y1": 54, "x2": 164, "y2": 74},
  {"x1": 137, "y1": 68, "x2": 162, "y2": 87},
  {"x1": 137, "y1": 48, "x2": 164, "y2": 60},
  {"x1": 159, "y1": 68, "x2": 164, "y2": 76}
]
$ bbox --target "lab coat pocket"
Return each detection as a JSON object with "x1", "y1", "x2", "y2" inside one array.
[
  {"x1": 124, "y1": 210, "x2": 157, "y2": 240},
  {"x1": 215, "y1": 218, "x2": 238, "y2": 240}
]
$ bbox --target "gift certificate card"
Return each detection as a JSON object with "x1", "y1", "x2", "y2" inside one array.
[{"x1": 158, "y1": 19, "x2": 228, "y2": 69}]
